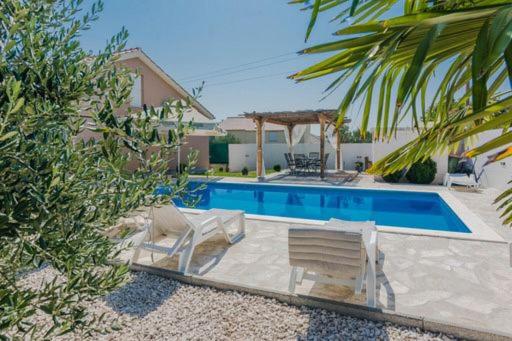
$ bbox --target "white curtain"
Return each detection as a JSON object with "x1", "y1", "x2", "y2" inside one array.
[
  {"x1": 261, "y1": 122, "x2": 266, "y2": 178},
  {"x1": 283, "y1": 124, "x2": 307, "y2": 155},
  {"x1": 326, "y1": 124, "x2": 342, "y2": 171}
]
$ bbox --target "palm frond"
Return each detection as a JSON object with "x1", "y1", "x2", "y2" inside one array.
[{"x1": 291, "y1": 0, "x2": 512, "y2": 225}]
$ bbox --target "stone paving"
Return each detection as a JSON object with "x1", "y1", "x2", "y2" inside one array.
[{"x1": 129, "y1": 174, "x2": 512, "y2": 336}]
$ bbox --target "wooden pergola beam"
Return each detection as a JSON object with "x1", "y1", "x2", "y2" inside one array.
[
  {"x1": 319, "y1": 116, "x2": 326, "y2": 179},
  {"x1": 245, "y1": 110, "x2": 351, "y2": 181},
  {"x1": 336, "y1": 127, "x2": 341, "y2": 171},
  {"x1": 245, "y1": 110, "x2": 351, "y2": 126},
  {"x1": 254, "y1": 117, "x2": 264, "y2": 179}
]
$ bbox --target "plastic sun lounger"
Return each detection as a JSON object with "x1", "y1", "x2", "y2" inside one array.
[
  {"x1": 131, "y1": 203, "x2": 245, "y2": 274},
  {"x1": 443, "y1": 173, "x2": 480, "y2": 189},
  {"x1": 287, "y1": 221, "x2": 377, "y2": 307}
]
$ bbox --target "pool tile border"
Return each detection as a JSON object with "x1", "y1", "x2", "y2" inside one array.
[{"x1": 131, "y1": 263, "x2": 512, "y2": 341}]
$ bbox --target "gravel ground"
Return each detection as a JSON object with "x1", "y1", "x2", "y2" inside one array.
[{"x1": 14, "y1": 268, "x2": 457, "y2": 340}]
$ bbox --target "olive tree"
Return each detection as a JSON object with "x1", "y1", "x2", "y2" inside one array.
[{"x1": 0, "y1": 0, "x2": 195, "y2": 337}]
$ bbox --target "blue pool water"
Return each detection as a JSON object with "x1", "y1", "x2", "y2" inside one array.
[{"x1": 173, "y1": 182, "x2": 471, "y2": 233}]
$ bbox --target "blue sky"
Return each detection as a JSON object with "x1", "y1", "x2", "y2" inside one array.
[{"x1": 79, "y1": 0, "x2": 359, "y2": 124}]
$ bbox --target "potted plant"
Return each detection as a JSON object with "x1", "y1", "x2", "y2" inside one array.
[{"x1": 355, "y1": 161, "x2": 363, "y2": 173}]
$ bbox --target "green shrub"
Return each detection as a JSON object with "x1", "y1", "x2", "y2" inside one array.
[
  {"x1": 273, "y1": 164, "x2": 281, "y2": 172},
  {"x1": 241, "y1": 167, "x2": 249, "y2": 176},
  {"x1": 406, "y1": 158, "x2": 437, "y2": 184},
  {"x1": 218, "y1": 167, "x2": 224, "y2": 172},
  {"x1": 383, "y1": 170, "x2": 403, "y2": 183}
]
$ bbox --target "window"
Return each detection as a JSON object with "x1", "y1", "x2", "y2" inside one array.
[
  {"x1": 267, "y1": 131, "x2": 279, "y2": 143},
  {"x1": 130, "y1": 74, "x2": 142, "y2": 107}
]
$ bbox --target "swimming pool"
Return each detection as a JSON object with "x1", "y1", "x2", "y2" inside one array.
[{"x1": 173, "y1": 182, "x2": 471, "y2": 233}]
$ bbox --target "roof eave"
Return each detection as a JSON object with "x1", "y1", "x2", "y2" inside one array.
[{"x1": 117, "y1": 48, "x2": 215, "y2": 120}]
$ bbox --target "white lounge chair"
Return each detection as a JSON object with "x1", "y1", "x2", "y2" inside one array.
[
  {"x1": 288, "y1": 222, "x2": 377, "y2": 307},
  {"x1": 327, "y1": 218, "x2": 380, "y2": 263},
  {"x1": 443, "y1": 173, "x2": 479, "y2": 189},
  {"x1": 131, "y1": 203, "x2": 245, "y2": 274}
]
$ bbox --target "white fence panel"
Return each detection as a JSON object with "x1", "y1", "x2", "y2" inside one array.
[
  {"x1": 228, "y1": 143, "x2": 373, "y2": 172},
  {"x1": 340, "y1": 143, "x2": 372, "y2": 170},
  {"x1": 372, "y1": 130, "x2": 448, "y2": 184},
  {"x1": 473, "y1": 130, "x2": 511, "y2": 191},
  {"x1": 229, "y1": 143, "x2": 337, "y2": 171},
  {"x1": 228, "y1": 129, "x2": 510, "y2": 189}
]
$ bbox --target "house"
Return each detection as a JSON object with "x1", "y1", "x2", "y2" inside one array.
[
  {"x1": 218, "y1": 116, "x2": 313, "y2": 144},
  {"x1": 83, "y1": 48, "x2": 217, "y2": 172}
]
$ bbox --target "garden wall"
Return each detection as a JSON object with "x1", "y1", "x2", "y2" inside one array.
[
  {"x1": 228, "y1": 143, "x2": 372, "y2": 172},
  {"x1": 473, "y1": 129, "x2": 512, "y2": 191},
  {"x1": 372, "y1": 129, "x2": 448, "y2": 184}
]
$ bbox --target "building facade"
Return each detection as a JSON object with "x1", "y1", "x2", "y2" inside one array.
[
  {"x1": 218, "y1": 116, "x2": 313, "y2": 144},
  {"x1": 83, "y1": 48, "x2": 216, "y2": 172}
]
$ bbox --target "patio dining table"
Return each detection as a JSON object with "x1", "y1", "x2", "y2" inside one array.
[{"x1": 294, "y1": 155, "x2": 322, "y2": 173}]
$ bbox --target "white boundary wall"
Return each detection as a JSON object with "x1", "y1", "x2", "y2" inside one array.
[
  {"x1": 228, "y1": 143, "x2": 372, "y2": 171},
  {"x1": 372, "y1": 129, "x2": 448, "y2": 184},
  {"x1": 227, "y1": 129, "x2": 509, "y2": 190},
  {"x1": 229, "y1": 130, "x2": 448, "y2": 183},
  {"x1": 340, "y1": 143, "x2": 372, "y2": 170},
  {"x1": 473, "y1": 130, "x2": 511, "y2": 191}
]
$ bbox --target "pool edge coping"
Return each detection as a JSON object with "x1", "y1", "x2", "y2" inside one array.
[{"x1": 131, "y1": 262, "x2": 512, "y2": 341}]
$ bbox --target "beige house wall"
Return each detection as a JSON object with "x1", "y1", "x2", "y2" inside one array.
[
  {"x1": 120, "y1": 58, "x2": 182, "y2": 109},
  {"x1": 80, "y1": 54, "x2": 211, "y2": 172},
  {"x1": 125, "y1": 135, "x2": 209, "y2": 172},
  {"x1": 167, "y1": 135, "x2": 210, "y2": 171}
]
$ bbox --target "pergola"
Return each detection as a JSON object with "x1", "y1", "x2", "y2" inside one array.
[{"x1": 244, "y1": 110, "x2": 351, "y2": 180}]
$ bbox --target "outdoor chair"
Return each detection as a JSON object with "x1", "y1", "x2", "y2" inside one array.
[
  {"x1": 131, "y1": 203, "x2": 245, "y2": 274},
  {"x1": 326, "y1": 218, "x2": 380, "y2": 264},
  {"x1": 288, "y1": 221, "x2": 377, "y2": 307},
  {"x1": 285, "y1": 153, "x2": 297, "y2": 174},
  {"x1": 308, "y1": 153, "x2": 329, "y2": 173},
  {"x1": 444, "y1": 173, "x2": 480, "y2": 189},
  {"x1": 293, "y1": 154, "x2": 309, "y2": 173},
  {"x1": 444, "y1": 157, "x2": 482, "y2": 190}
]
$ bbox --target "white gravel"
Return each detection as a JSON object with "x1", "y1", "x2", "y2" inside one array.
[{"x1": 14, "y1": 268, "x2": 458, "y2": 340}]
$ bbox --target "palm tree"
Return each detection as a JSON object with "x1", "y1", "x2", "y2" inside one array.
[{"x1": 290, "y1": 0, "x2": 512, "y2": 225}]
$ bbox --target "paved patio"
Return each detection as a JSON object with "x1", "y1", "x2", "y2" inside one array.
[{"x1": 126, "y1": 175, "x2": 512, "y2": 336}]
